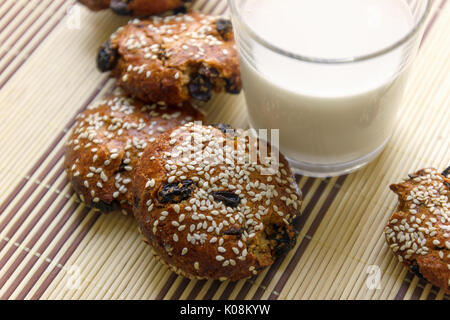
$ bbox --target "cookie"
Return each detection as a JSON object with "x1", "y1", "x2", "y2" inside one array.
[
  {"x1": 132, "y1": 123, "x2": 302, "y2": 281},
  {"x1": 384, "y1": 168, "x2": 450, "y2": 293},
  {"x1": 79, "y1": 0, "x2": 191, "y2": 16},
  {"x1": 79, "y1": 0, "x2": 110, "y2": 11},
  {"x1": 65, "y1": 90, "x2": 204, "y2": 214},
  {"x1": 97, "y1": 13, "x2": 241, "y2": 104}
]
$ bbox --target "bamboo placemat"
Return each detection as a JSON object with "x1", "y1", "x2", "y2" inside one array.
[{"x1": 0, "y1": 0, "x2": 448, "y2": 300}]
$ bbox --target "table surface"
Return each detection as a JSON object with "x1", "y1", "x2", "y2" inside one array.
[{"x1": 0, "y1": 0, "x2": 448, "y2": 300}]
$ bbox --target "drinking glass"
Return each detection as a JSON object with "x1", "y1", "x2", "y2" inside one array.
[{"x1": 228, "y1": 0, "x2": 431, "y2": 177}]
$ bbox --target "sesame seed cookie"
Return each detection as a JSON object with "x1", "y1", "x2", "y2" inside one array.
[
  {"x1": 65, "y1": 90, "x2": 204, "y2": 215},
  {"x1": 79, "y1": 0, "x2": 191, "y2": 16},
  {"x1": 97, "y1": 13, "x2": 241, "y2": 104},
  {"x1": 384, "y1": 168, "x2": 450, "y2": 293},
  {"x1": 132, "y1": 123, "x2": 302, "y2": 281}
]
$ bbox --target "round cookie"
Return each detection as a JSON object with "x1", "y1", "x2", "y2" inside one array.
[
  {"x1": 384, "y1": 168, "x2": 450, "y2": 293},
  {"x1": 97, "y1": 12, "x2": 241, "y2": 104},
  {"x1": 133, "y1": 123, "x2": 302, "y2": 281},
  {"x1": 65, "y1": 90, "x2": 204, "y2": 214},
  {"x1": 79, "y1": 0, "x2": 191, "y2": 16}
]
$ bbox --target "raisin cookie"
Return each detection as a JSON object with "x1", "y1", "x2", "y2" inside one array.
[
  {"x1": 384, "y1": 168, "x2": 450, "y2": 293},
  {"x1": 79, "y1": 0, "x2": 191, "y2": 16},
  {"x1": 97, "y1": 13, "x2": 241, "y2": 104},
  {"x1": 133, "y1": 123, "x2": 302, "y2": 281},
  {"x1": 65, "y1": 90, "x2": 204, "y2": 214}
]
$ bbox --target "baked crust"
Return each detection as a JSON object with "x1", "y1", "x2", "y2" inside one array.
[
  {"x1": 385, "y1": 168, "x2": 450, "y2": 293},
  {"x1": 97, "y1": 13, "x2": 241, "y2": 104},
  {"x1": 133, "y1": 123, "x2": 302, "y2": 281},
  {"x1": 79, "y1": 0, "x2": 190, "y2": 16},
  {"x1": 65, "y1": 90, "x2": 204, "y2": 214}
]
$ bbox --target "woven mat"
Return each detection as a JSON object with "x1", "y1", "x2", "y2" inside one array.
[{"x1": 0, "y1": 0, "x2": 448, "y2": 300}]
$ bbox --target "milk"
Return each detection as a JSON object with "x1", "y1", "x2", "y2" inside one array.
[{"x1": 236, "y1": 0, "x2": 416, "y2": 173}]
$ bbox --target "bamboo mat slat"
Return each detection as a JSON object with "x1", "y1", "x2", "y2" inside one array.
[{"x1": 0, "y1": 0, "x2": 448, "y2": 300}]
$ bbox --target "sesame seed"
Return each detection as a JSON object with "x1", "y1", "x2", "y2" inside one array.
[
  {"x1": 100, "y1": 172, "x2": 108, "y2": 182},
  {"x1": 146, "y1": 179, "x2": 155, "y2": 188}
]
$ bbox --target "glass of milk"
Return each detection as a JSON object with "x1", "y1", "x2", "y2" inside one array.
[{"x1": 228, "y1": 0, "x2": 431, "y2": 177}]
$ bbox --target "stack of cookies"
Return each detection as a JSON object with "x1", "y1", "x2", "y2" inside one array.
[
  {"x1": 68, "y1": 1, "x2": 449, "y2": 292},
  {"x1": 65, "y1": 2, "x2": 303, "y2": 281}
]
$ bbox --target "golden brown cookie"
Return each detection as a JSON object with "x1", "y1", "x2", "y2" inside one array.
[
  {"x1": 79, "y1": 0, "x2": 191, "y2": 16},
  {"x1": 97, "y1": 13, "x2": 241, "y2": 104},
  {"x1": 132, "y1": 123, "x2": 302, "y2": 281},
  {"x1": 65, "y1": 90, "x2": 204, "y2": 214},
  {"x1": 384, "y1": 168, "x2": 450, "y2": 293}
]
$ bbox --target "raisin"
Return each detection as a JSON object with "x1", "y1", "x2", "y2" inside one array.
[
  {"x1": 213, "y1": 123, "x2": 235, "y2": 136},
  {"x1": 409, "y1": 261, "x2": 424, "y2": 279},
  {"x1": 292, "y1": 215, "x2": 303, "y2": 232},
  {"x1": 172, "y1": 5, "x2": 188, "y2": 14},
  {"x1": 198, "y1": 65, "x2": 219, "y2": 78},
  {"x1": 118, "y1": 159, "x2": 127, "y2": 173},
  {"x1": 225, "y1": 78, "x2": 241, "y2": 94},
  {"x1": 110, "y1": 0, "x2": 132, "y2": 15},
  {"x1": 211, "y1": 191, "x2": 240, "y2": 207},
  {"x1": 270, "y1": 226, "x2": 297, "y2": 257},
  {"x1": 215, "y1": 18, "x2": 232, "y2": 38},
  {"x1": 92, "y1": 200, "x2": 118, "y2": 213},
  {"x1": 158, "y1": 180, "x2": 195, "y2": 204},
  {"x1": 188, "y1": 74, "x2": 213, "y2": 101},
  {"x1": 443, "y1": 166, "x2": 450, "y2": 189},
  {"x1": 274, "y1": 237, "x2": 292, "y2": 256},
  {"x1": 134, "y1": 195, "x2": 140, "y2": 208},
  {"x1": 97, "y1": 40, "x2": 118, "y2": 72},
  {"x1": 222, "y1": 227, "x2": 243, "y2": 236}
]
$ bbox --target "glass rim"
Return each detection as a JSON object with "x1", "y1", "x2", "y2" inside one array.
[{"x1": 227, "y1": 0, "x2": 432, "y2": 64}]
